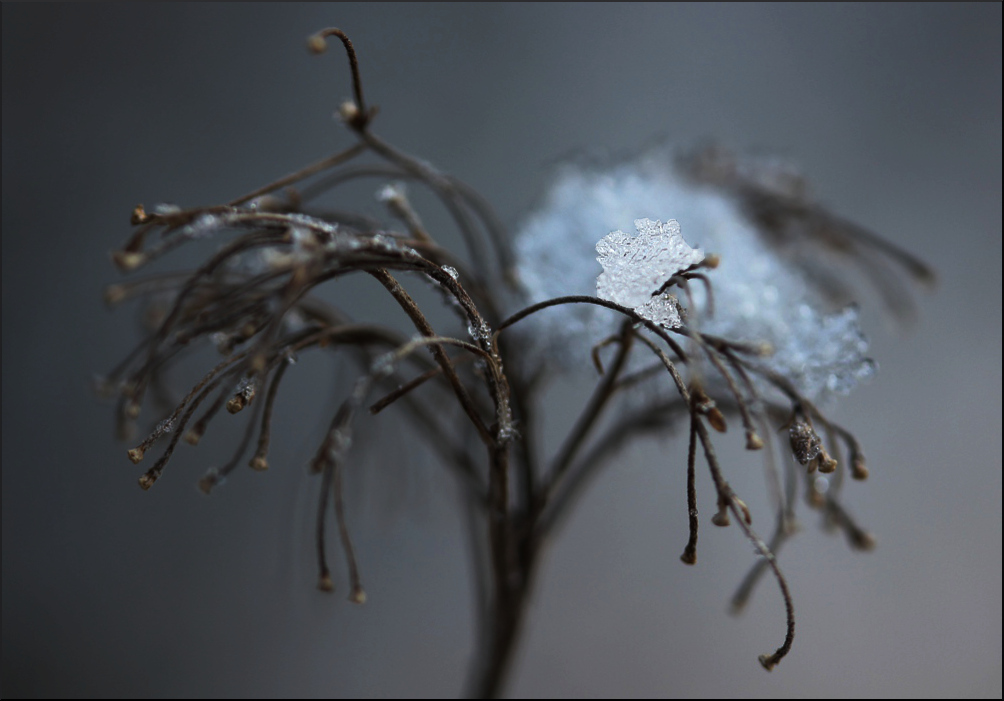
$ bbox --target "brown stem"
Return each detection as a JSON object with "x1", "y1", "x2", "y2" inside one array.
[
  {"x1": 544, "y1": 321, "x2": 634, "y2": 505},
  {"x1": 369, "y1": 269, "x2": 492, "y2": 443}
]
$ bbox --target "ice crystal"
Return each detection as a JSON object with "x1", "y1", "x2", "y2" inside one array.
[
  {"x1": 596, "y1": 217, "x2": 703, "y2": 328},
  {"x1": 154, "y1": 417, "x2": 175, "y2": 436},
  {"x1": 179, "y1": 213, "x2": 220, "y2": 239},
  {"x1": 152, "y1": 203, "x2": 182, "y2": 216}
]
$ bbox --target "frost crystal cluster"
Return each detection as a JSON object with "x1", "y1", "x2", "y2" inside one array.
[
  {"x1": 512, "y1": 148, "x2": 875, "y2": 404},
  {"x1": 596, "y1": 218, "x2": 704, "y2": 329}
]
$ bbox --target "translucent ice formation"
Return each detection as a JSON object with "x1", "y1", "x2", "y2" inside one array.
[{"x1": 596, "y1": 218, "x2": 704, "y2": 329}]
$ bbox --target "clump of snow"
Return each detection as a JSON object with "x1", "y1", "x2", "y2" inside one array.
[{"x1": 511, "y1": 147, "x2": 875, "y2": 404}]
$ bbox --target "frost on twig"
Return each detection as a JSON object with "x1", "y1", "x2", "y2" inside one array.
[{"x1": 595, "y1": 218, "x2": 704, "y2": 329}]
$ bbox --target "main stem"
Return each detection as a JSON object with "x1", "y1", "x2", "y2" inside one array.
[
  {"x1": 469, "y1": 510, "x2": 539, "y2": 699},
  {"x1": 459, "y1": 424, "x2": 539, "y2": 699}
]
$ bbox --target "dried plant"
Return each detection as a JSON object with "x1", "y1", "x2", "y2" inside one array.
[{"x1": 100, "y1": 29, "x2": 934, "y2": 698}]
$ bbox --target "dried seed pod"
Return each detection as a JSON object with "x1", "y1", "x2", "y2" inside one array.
[
  {"x1": 851, "y1": 452, "x2": 869, "y2": 480},
  {"x1": 818, "y1": 449, "x2": 838, "y2": 474},
  {"x1": 227, "y1": 379, "x2": 256, "y2": 414},
  {"x1": 789, "y1": 420, "x2": 822, "y2": 466},
  {"x1": 317, "y1": 571, "x2": 335, "y2": 592},
  {"x1": 706, "y1": 406, "x2": 728, "y2": 433},
  {"x1": 130, "y1": 204, "x2": 150, "y2": 225},
  {"x1": 711, "y1": 500, "x2": 731, "y2": 527}
]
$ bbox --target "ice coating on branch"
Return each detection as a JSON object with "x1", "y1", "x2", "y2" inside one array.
[
  {"x1": 511, "y1": 146, "x2": 875, "y2": 404},
  {"x1": 595, "y1": 218, "x2": 703, "y2": 328}
]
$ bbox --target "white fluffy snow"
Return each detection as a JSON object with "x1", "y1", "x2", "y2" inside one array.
[{"x1": 511, "y1": 148, "x2": 875, "y2": 404}]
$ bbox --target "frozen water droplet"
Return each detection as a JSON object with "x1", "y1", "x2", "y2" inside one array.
[
  {"x1": 372, "y1": 233, "x2": 398, "y2": 252},
  {"x1": 330, "y1": 429, "x2": 352, "y2": 455},
  {"x1": 181, "y1": 213, "x2": 220, "y2": 239},
  {"x1": 376, "y1": 182, "x2": 405, "y2": 203},
  {"x1": 371, "y1": 353, "x2": 394, "y2": 378},
  {"x1": 467, "y1": 320, "x2": 492, "y2": 344},
  {"x1": 290, "y1": 225, "x2": 314, "y2": 246},
  {"x1": 634, "y1": 292, "x2": 683, "y2": 329},
  {"x1": 442, "y1": 265, "x2": 459, "y2": 281},
  {"x1": 153, "y1": 203, "x2": 181, "y2": 216}
]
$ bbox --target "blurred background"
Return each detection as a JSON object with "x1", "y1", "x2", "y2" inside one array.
[{"x1": 3, "y1": 4, "x2": 1000, "y2": 697}]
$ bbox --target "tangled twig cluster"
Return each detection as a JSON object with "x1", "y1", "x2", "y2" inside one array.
[{"x1": 101, "y1": 29, "x2": 932, "y2": 697}]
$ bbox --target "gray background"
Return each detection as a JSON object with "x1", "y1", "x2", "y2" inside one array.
[{"x1": 3, "y1": 3, "x2": 1001, "y2": 697}]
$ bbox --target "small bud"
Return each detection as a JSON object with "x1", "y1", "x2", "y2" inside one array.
[
  {"x1": 214, "y1": 334, "x2": 235, "y2": 356},
  {"x1": 350, "y1": 587, "x2": 367, "y2": 605},
  {"x1": 249, "y1": 455, "x2": 268, "y2": 471},
  {"x1": 197, "y1": 472, "x2": 217, "y2": 495},
  {"x1": 782, "y1": 518, "x2": 801, "y2": 537},
  {"x1": 755, "y1": 341, "x2": 774, "y2": 357},
  {"x1": 127, "y1": 447, "x2": 145, "y2": 464},
  {"x1": 130, "y1": 204, "x2": 149, "y2": 225},
  {"x1": 692, "y1": 388, "x2": 726, "y2": 432},
  {"x1": 703, "y1": 253, "x2": 721, "y2": 269},
  {"x1": 126, "y1": 400, "x2": 141, "y2": 420},
  {"x1": 850, "y1": 531, "x2": 877, "y2": 551},
  {"x1": 104, "y1": 284, "x2": 127, "y2": 307},
  {"x1": 707, "y1": 407, "x2": 727, "y2": 433},
  {"x1": 680, "y1": 549, "x2": 697, "y2": 566},
  {"x1": 745, "y1": 430, "x2": 764, "y2": 451},
  {"x1": 734, "y1": 497, "x2": 752, "y2": 525},
  {"x1": 818, "y1": 450, "x2": 838, "y2": 474},
  {"x1": 306, "y1": 34, "x2": 328, "y2": 54},
  {"x1": 250, "y1": 354, "x2": 267, "y2": 374},
  {"x1": 112, "y1": 250, "x2": 146, "y2": 272},
  {"x1": 228, "y1": 380, "x2": 256, "y2": 414},
  {"x1": 338, "y1": 100, "x2": 360, "y2": 124},
  {"x1": 184, "y1": 427, "x2": 204, "y2": 446},
  {"x1": 138, "y1": 468, "x2": 160, "y2": 491},
  {"x1": 758, "y1": 653, "x2": 779, "y2": 672},
  {"x1": 851, "y1": 453, "x2": 869, "y2": 480},
  {"x1": 318, "y1": 572, "x2": 335, "y2": 592},
  {"x1": 711, "y1": 505, "x2": 730, "y2": 527}
]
